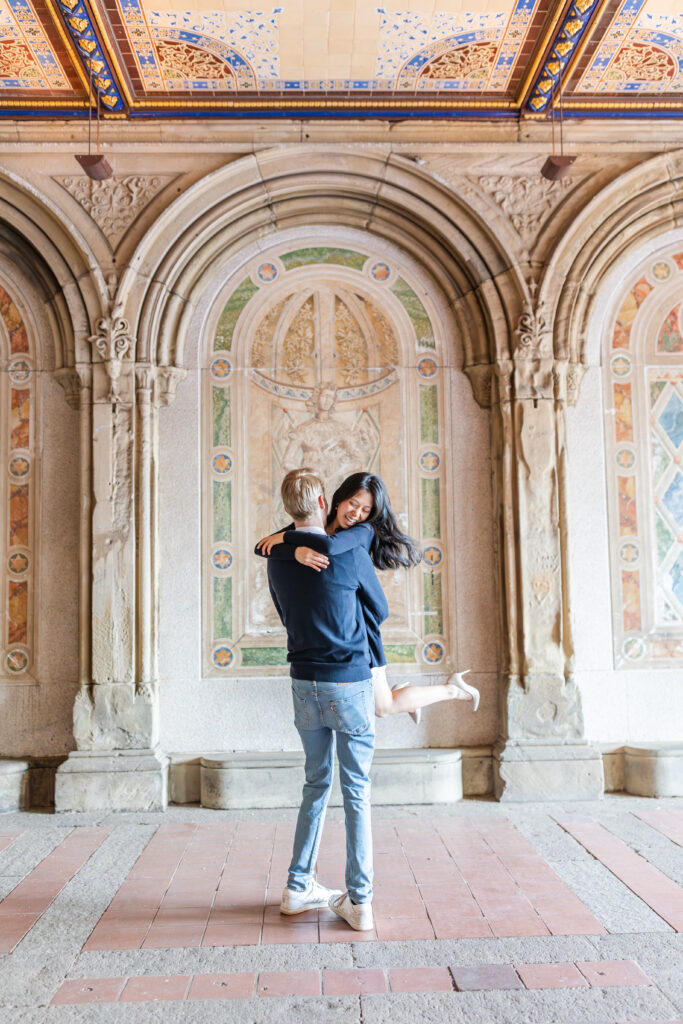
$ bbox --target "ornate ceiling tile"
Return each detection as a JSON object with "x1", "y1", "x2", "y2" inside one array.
[
  {"x1": 0, "y1": 0, "x2": 73, "y2": 91},
  {"x1": 0, "y1": 1, "x2": 680, "y2": 119}
]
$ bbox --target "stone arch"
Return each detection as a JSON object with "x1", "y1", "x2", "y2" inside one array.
[
  {"x1": 121, "y1": 147, "x2": 527, "y2": 382},
  {"x1": 542, "y1": 150, "x2": 683, "y2": 366},
  {"x1": 0, "y1": 170, "x2": 109, "y2": 368}
]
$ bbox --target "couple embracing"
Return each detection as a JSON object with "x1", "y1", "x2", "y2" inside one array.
[{"x1": 255, "y1": 469, "x2": 478, "y2": 931}]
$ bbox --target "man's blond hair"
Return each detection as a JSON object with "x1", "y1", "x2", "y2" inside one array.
[{"x1": 281, "y1": 468, "x2": 325, "y2": 521}]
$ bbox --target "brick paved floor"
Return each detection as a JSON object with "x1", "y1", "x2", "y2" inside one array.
[{"x1": 0, "y1": 797, "x2": 682, "y2": 1022}]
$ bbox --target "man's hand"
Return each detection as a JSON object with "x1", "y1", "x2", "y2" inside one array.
[
  {"x1": 295, "y1": 547, "x2": 329, "y2": 572},
  {"x1": 256, "y1": 531, "x2": 286, "y2": 555}
]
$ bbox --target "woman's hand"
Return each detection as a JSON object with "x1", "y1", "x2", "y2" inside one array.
[
  {"x1": 295, "y1": 547, "x2": 329, "y2": 572},
  {"x1": 256, "y1": 531, "x2": 285, "y2": 555}
]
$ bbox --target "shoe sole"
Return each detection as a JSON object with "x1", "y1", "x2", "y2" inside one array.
[
  {"x1": 280, "y1": 900, "x2": 331, "y2": 914},
  {"x1": 329, "y1": 905, "x2": 374, "y2": 931}
]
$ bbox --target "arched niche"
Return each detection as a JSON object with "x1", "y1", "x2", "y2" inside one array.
[
  {"x1": 200, "y1": 239, "x2": 457, "y2": 679},
  {"x1": 603, "y1": 245, "x2": 683, "y2": 667}
]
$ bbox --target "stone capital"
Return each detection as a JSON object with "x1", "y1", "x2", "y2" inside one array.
[
  {"x1": 89, "y1": 315, "x2": 135, "y2": 402},
  {"x1": 53, "y1": 364, "x2": 93, "y2": 409}
]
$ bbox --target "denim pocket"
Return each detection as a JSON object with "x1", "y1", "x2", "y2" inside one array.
[
  {"x1": 291, "y1": 686, "x2": 311, "y2": 730},
  {"x1": 329, "y1": 689, "x2": 371, "y2": 735}
]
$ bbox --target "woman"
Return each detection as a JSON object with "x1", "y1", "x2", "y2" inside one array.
[{"x1": 257, "y1": 472, "x2": 479, "y2": 722}]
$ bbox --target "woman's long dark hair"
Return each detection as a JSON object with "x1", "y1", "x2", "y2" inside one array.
[{"x1": 327, "y1": 472, "x2": 422, "y2": 570}]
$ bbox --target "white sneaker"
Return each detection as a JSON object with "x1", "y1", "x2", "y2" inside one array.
[
  {"x1": 280, "y1": 879, "x2": 342, "y2": 915},
  {"x1": 328, "y1": 891, "x2": 374, "y2": 931}
]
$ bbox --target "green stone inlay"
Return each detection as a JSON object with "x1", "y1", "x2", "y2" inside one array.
[
  {"x1": 391, "y1": 277, "x2": 435, "y2": 348},
  {"x1": 385, "y1": 644, "x2": 417, "y2": 664},
  {"x1": 423, "y1": 572, "x2": 444, "y2": 637},
  {"x1": 421, "y1": 478, "x2": 441, "y2": 539},
  {"x1": 650, "y1": 380, "x2": 667, "y2": 408},
  {"x1": 213, "y1": 577, "x2": 232, "y2": 640},
  {"x1": 652, "y1": 436, "x2": 671, "y2": 487},
  {"x1": 656, "y1": 512, "x2": 675, "y2": 565},
  {"x1": 213, "y1": 480, "x2": 232, "y2": 543},
  {"x1": 214, "y1": 278, "x2": 258, "y2": 351},
  {"x1": 420, "y1": 386, "x2": 439, "y2": 444},
  {"x1": 212, "y1": 387, "x2": 231, "y2": 448},
  {"x1": 280, "y1": 247, "x2": 367, "y2": 271},
  {"x1": 241, "y1": 647, "x2": 289, "y2": 666}
]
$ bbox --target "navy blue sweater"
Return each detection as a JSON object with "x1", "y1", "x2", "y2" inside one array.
[{"x1": 263, "y1": 530, "x2": 388, "y2": 681}]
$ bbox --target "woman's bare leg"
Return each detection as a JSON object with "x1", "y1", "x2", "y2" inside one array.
[{"x1": 372, "y1": 666, "x2": 473, "y2": 719}]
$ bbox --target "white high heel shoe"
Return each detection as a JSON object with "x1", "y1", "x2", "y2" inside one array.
[
  {"x1": 447, "y1": 670, "x2": 480, "y2": 712},
  {"x1": 391, "y1": 683, "x2": 421, "y2": 725}
]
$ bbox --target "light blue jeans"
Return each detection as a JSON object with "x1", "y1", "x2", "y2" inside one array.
[{"x1": 288, "y1": 677, "x2": 375, "y2": 904}]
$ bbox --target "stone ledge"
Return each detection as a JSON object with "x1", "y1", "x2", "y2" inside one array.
[
  {"x1": 200, "y1": 748, "x2": 463, "y2": 810},
  {"x1": 54, "y1": 748, "x2": 169, "y2": 813},
  {"x1": 624, "y1": 743, "x2": 683, "y2": 798},
  {"x1": 0, "y1": 759, "x2": 30, "y2": 813},
  {"x1": 494, "y1": 742, "x2": 605, "y2": 802}
]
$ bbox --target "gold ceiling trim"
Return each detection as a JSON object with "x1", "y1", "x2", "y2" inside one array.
[
  {"x1": 86, "y1": 0, "x2": 134, "y2": 107},
  {"x1": 551, "y1": 0, "x2": 612, "y2": 106},
  {"x1": 0, "y1": 99, "x2": 90, "y2": 108},
  {"x1": 514, "y1": 0, "x2": 570, "y2": 105},
  {"x1": 131, "y1": 98, "x2": 517, "y2": 110},
  {"x1": 563, "y1": 100, "x2": 683, "y2": 109},
  {"x1": 42, "y1": 0, "x2": 90, "y2": 92}
]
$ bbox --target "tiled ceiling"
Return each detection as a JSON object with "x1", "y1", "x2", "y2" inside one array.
[{"x1": 0, "y1": 0, "x2": 681, "y2": 119}]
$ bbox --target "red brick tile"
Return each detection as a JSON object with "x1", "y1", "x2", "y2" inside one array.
[
  {"x1": 257, "y1": 971, "x2": 321, "y2": 996},
  {"x1": 388, "y1": 967, "x2": 453, "y2": 993},
  {"x1": 576, "y1": 960, "x2": 652, "y2": 987},
  {"x1": 452, "y1": 965, "x2": 524, "y2": 991},
  {"x1": 141, "y1": 921, "x2": 206, "y2": 949},
  {"x1": 187, "y1": 973, "x2": 255, "y2": 1000},
  {"x1": 261, "y1": 922, "x2": 319, "y2": 944},
  {"x1": 374, "y1": 917, "x2": 435, "y2": 941},
  {"x1": 51, "y1": 978, "x2": 126, "y2": 1005},
  {"x1": 322, "y1": 969, "x2": 386, "y2": 995},
  {"x1": 263, "y1": 904, "x2": 317, "y2": 923},
  {"x1": 319, "y1": 922, "x2": 377, "y2": 942},
  {"x1": 0, "y1": 913, "x2": 39, "y2": 953},
  {"x1": 120, "y1": 975, "x2": 191, "y2": 1002},
  {"x1": 559, "y1": 820, "x2": 683, "y2": 931},
  {"x1": 488, "y1": 915, "x2": 550, "y2": 937},
  {"x1": 516, "y1": 963, "x2": 589, "y2": 989},
  {"x1": 201, "y1": 922, "x2": 261, "y2": 946},
  {"x1": 429, "y1": 913, "x2": 492, "y2": 939}
]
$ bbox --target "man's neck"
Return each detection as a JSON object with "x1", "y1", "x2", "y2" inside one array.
[{"x1": 293, "y1": 517, "x2": 324, "y2": 530}]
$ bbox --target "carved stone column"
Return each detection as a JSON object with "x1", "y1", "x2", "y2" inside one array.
[
  {"x1": 55, "y1": 319, "x2": 178, "y2": 812},
  {"x1": 468, "y1": 305, "x2": 604, "y2": 801}
]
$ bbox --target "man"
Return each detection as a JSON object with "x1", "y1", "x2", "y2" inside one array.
[{"x1": 259, "y1": 468, "x2": 388, "y2": 931}]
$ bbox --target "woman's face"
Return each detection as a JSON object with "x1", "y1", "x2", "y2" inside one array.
[{"x1": 334, "y1": 488, "x2": 374, "y2": 530}]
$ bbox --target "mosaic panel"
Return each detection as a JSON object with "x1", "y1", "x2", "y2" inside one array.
[
  {"x1": 205, "y1": 244, "x2": 450, "y2": 673},
  {"x1": 578, "y1": 0, "x2": 683, "y2": 94},
  {"x1": 0, "y1": 0, "x2": 71, "y2": 91},
  {"x1": 606, "y1": 250, "x2": 683, "y2": 667},
  {"x1": 0, "y1": 283, "x2": 33, "y2": 679}
]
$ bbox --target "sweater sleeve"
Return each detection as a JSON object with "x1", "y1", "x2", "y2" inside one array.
[
  {"x1": 354, "y1": 547, "x2": 389, "y2": 669},
  {"x1": 253, "y1": 524, "x2": 296, "y2": 559},
  {"x1": 282, "y1": 522, "x2": 373, "y2": 556}
]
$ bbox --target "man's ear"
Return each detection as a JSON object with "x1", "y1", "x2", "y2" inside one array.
[{"x1": 318, "y1": 494, "x2": 326, "y2": 509}]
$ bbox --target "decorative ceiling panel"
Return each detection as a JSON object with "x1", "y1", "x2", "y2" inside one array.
[{"x1": 0, "y1": 0, "x2": 680, "y2": 118}]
